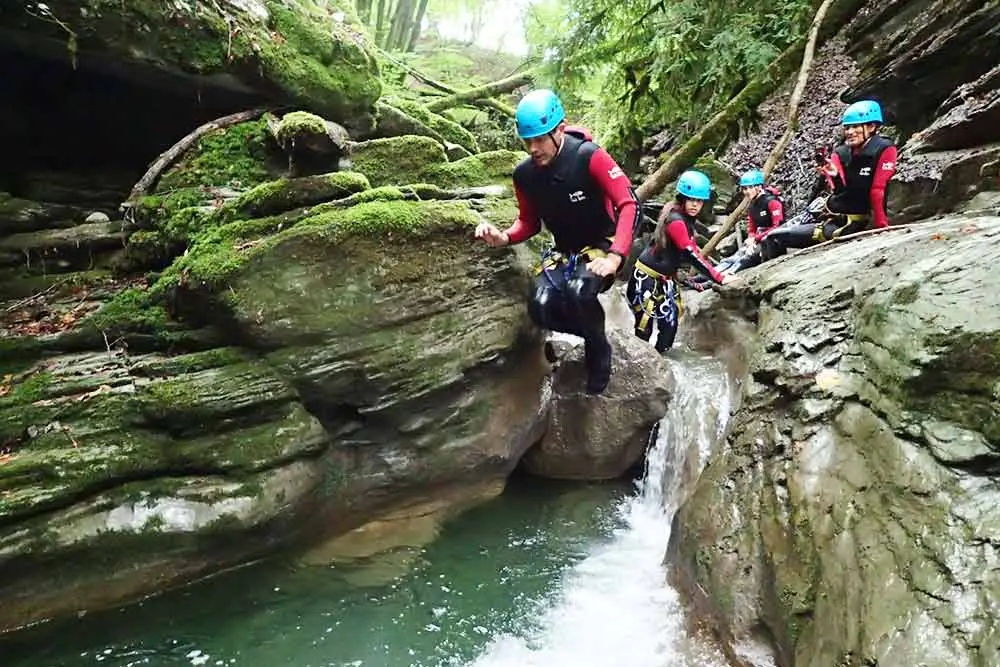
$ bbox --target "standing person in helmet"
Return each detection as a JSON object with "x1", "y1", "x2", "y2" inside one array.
[
  {"x1": 474, "y1": 89, "x2": 640, "y2": 394},
  {"x1": 626, "y1": 170, "x2": 737, "y2": 353},
  {"x1": 760, "y1": 100, "x2": 897, "y2": 260}
]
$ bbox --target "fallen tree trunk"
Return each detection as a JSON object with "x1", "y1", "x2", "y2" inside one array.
[
  {"x1": 126, "y1": 108, "x2": 268, "y2": 202},
  {"x1": 702, "y1": 0, "x2": 836, "y2": 256},
  {"x1": 635, "y1": 0, "x2": 864, "y2": 203},
  {"x1": 426, "y1": 72, "x2": 534, "y2": 113}
]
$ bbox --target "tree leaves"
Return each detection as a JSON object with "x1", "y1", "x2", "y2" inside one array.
[{"x1": 525, "y1": 0, "x2": 813, "y2": 158}]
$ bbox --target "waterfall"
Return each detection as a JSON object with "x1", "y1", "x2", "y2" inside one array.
[{"x1": 463, "y1": 351, "x2": 733, "y2": 667}]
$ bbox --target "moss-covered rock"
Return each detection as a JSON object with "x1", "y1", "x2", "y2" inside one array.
[
  {"x1": 271, "y1": 111, "x2": 351, "y2": 171},
  {"x1": 384, "y1": 98, "x2": 480, "y2": 154},
  {"x1": 0, "y1": 188, "x2": 548, "y2": 633},
  {"x1": 274, "y1": 111, "x2": 329, "y2": 144},
  {"x1": 157, "y1": 119, "x2": 278, "y2": 192},
  {"x1": 4, "y1": 1, "x2": 381, "y2": 127},
  {"x1": 347, "y1": 135, "x2": 449, "y2": 187},
  {"x1": 219, "y1": 172, "x2": 370, "y2": 221},
  {"x1": 423, "y1": 150, "x2": 525, "y2": 189},
  {"x1": 158, "y1": 199, "x2": 481, "y2": 292},
  {"x1": 348, "y1": 136, "x2": 523, "y2": 189}
]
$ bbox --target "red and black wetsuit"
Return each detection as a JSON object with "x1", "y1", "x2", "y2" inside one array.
[
  {"x1": 626, "y1": 205, "x2": 723, "y2": 353},
  {"x1": 827, "y1": 136, "x2": 897, "y2": 229},
  {"x1": 503, "y1": 127, "x2": 639, "y2": 393},
  {"x1": 747, "y1": 187, "x2": 784, "y2": 241},
  {"x1": 760, "y1": 135, "x2": 897, "y2": 259},
  {"x1": 636, "y1": 205, "x2": 723, "y2": 283},
  {"x1": 505, "y1": 127, "x2": 639, "y2": 257}
]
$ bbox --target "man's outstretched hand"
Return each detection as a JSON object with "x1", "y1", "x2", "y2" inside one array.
[
  {"x1": 474, "y1": 222, "x2": 510, "y2": 247},
  {"x1": 587, "y1": 253, "x2": 622, "y2": 277}
]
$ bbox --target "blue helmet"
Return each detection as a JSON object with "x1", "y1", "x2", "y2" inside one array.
[
  {"x1": 515, "y1": 89, "x2": 566, "y2": 139},
  {"x1": 676, "y1": 170, "x2": 712, "y2": 200},
  {"x1": 739, "y1": 169, "x2": 765, "y2": 187},
  {"x1": 841, "y1": 100, "x2": 883, "y2": 125}
]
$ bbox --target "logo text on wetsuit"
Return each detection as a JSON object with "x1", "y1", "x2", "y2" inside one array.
[
  {"x1": 608, "y1": 166, "x2": 624, "y2": 180},
  {"x1": 859, "y1": 167, "x2": 872, "y2": 176},
  {"x1": 569, "y1": 190, "x2": 587, "y2": 202}
]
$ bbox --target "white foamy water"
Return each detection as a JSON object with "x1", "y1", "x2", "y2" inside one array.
[{"x1": 464, "y1": 353, "x2": 733, "y2": 667}]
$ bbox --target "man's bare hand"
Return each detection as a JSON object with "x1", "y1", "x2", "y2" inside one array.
[
  {"x1": 587, "y1": 254, "x2": 622, "y2": 277},
  {"x1": 474, "y1": 222, "x2": 510, "y2": 247}
]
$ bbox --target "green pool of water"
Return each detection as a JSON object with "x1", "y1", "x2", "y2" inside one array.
[{"x1": 0, "y1": 476, "x2": 633, "y2": 667}]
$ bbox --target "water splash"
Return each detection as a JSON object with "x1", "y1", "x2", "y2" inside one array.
[{"x1": 462, "y1": 352, "x2": 732, "y2": 667}]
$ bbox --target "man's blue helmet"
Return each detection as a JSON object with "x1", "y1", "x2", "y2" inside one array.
[
  {"x1": 739, "y1": 169, "x2": 765, "y2": 187},
  {"x1": 677, "y1": 170, "x2": 712, "y2": 200},
  {"x1": 515, "y1": 89, "x2": 566, "y2": 139},
  {"x1": 841, "y1": 100, "x2": 883, "y2": 125}
]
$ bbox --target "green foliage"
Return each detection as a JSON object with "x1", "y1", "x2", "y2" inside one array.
[{"x1": 525, "y1": 0, "x2": 813, "y2": 159}]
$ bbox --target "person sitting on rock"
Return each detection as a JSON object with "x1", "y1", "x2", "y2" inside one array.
[
  {"x1": 474, "y1": 89, "x2": 640, "y2": 394},
  {"x1": 759, "y1": 100, "x2": 898, "y2": 260},
  {"x1": 626, "y1": 170, "x2": 737, "y2": 354},
  {"x1": 712, "y1": 168, "x2": 786, "y2": 275}
]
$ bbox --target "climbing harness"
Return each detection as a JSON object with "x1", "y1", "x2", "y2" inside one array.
[
  {"x1": 629, "y1": 261, "x2": 682, "y2": 335},
  {"x1": 535, "y1": 238, "x2": 612, "y2": 290}
]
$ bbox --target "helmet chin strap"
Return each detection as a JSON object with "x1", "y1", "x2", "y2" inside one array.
[{"x1": 547, "y1": 130, "x2": 564, "y2": 155}]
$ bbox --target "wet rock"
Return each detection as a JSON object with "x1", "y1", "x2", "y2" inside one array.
[
  {"x1": 670, "y1": 216, "x2": 1000, "y2": 667},
  {"x1": 445, "y1": 142, "x2": 473, "y2": 161},
  {"x1": 888, "y1": 143, "x2": 1000, "y2": 223},
  {"x1": 0, "y1": 194, "x2": 85, "y2": 235},
  {"x1": 2, "y1": 1, "x2": 382, "y2": 128},
  {"x1": 911, "y1": 65, "x2": 1000, "y2": 152},
  {"x1": 522, "y1": 308, "x2": 673, "y2": 480},
  {"x1": 84, "y1": 212, "x2": 111, "y2": 224},
  {"x1": 844, "y1": 0, "x2": 1000, "y2": 137},
  {"x1": 0, "y1": 221, "x2": 127, "y2": 272}
]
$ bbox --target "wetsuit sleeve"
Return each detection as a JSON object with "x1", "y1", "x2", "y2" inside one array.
[
  {"x1": 766, "y1": 198, "x2": 784, "y2": 230},
  {"x1": 870, "y1": 145, "x2": 897, "y2": 228},
  {"x1": 588, "y1": 148, "x2": 639, "y2": 257},
  {"x1": 664, "y1": 218, "x2": 724, "y2": 284},
  {"x1": 504, "y1": 182, "x2": 542, "y2": 243}
]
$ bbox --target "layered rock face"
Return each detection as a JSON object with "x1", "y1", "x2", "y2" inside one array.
[
  {"x1": 670, "y1": 217, "x2": 1000, "y2": 666},
  {"x1": 0, "y1": 147, "x2": 548, "y2": 632},
  {"x1": 0, "y1": 1, "x2": 554, "y2": 625}
]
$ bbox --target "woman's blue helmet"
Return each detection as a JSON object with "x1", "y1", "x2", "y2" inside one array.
[
  {"x1": 676, "y1": 170, "x2": 712, "y2": 200},
  {"x1": 515, "y1": 89, "x2": 566, "y2": 139},
  {"x1": 841, "y1": 100, "x2": 883, "y2": 125},
  {"x1": 739, "y1": 169, "x2": 765, "y2": 187}
]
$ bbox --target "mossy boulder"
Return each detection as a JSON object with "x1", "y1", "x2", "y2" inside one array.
[
  {"x1": 671, "y1": 216, "x2": 1000, "y2": 666},
  {"x1": 4, "y1": 1, "x2": 381, "y2": 129},
  {"x1": 270, "y1": 111, "x2": 351, "y2": 174},
  {"x1": 274, "y1": 111, "x2": 329, "y2": 144},
  {"x1": 219, "y1": 172, "x2": 370, "y2": 221},
  {"x1": 157, "y1": 119, "x2": 280, "y2": 192},
  {"x1": 348, "y1": 136, "x2": 524, "y2": 188},
  {"x1": 423, "y1": 150, "x2": 525, "y2": 189},
  {"x1": 382, "y1": 98, "x2": 480, "y2": 154},
  {"x1": 0, "y1": 191, "x2": 545, "y2": 632},
  {"x1": 347, "y1": 135, "x2": 450, "y2": 187}
]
